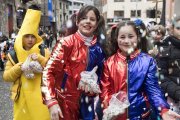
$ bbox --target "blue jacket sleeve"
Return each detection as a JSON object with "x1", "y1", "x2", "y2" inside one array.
[{"x1": 144, "y1": 58, "x2": 170, "y2": 113}]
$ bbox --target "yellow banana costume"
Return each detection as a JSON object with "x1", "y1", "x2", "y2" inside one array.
[{"x1": 3, "y1": 9, "x2": 50, "y2": 120}]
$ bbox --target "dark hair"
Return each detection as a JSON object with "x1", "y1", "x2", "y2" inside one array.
[
  {"x1": 28, "y1": 4, "x2": 41, "y2": 11},
  {"x1": 108, "y1": 25, "x2": 118, "y2": 56},
  {"x1": 109, "y1": 21, "x2": 148, "y2": 55},
  {"x1": 66, "y1": 5, "x2": 103, "y2": 37},
  {"x1": 65, "y1": 13, "x2": 78, "y2": 36},
  {"x1": 59, "y1": 27, "x2": 66, "y2": 36},
  {"x1": 152, "y1": 25, "x2": 166, "y2": 36},
  {"x1": 96, "y1": 15, "x2": 109, "y2": 58},
  {"x1": 0, "y1": 35, "x2": 8, "y2": 42},
  {"x1": 77, "y1": 5, "x2": 100, "y2": 23},
  {"x1": 96, "y1": 15, "x2": 106, "y2": 37},
  {"x1": 134, "y1": 19, "x2": 148, "y2": 53}
]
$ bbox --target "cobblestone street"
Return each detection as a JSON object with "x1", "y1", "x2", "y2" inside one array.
[{"x1": 0, "y1": 70, "x2": 13, "y2": 120}]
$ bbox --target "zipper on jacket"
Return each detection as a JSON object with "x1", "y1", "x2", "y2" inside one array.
[
  {"x1": 85, "y1": 46, "x2": 89, "y2": 70},
  {"x1": 126, "y1": 56, "x2": 130, "y2": 119}
]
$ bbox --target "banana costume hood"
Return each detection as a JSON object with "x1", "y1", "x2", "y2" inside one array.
[
  {"x1": 15, "y1": 9, "x2": 43, "y2": 62},
  {"x1": 3, "y1": 9, "x2": 50, "y2": 120}
]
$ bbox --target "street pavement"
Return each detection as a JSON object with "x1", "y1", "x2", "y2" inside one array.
[{"x1": 0, "y1": 70, "x2": 13, "y2": 120}]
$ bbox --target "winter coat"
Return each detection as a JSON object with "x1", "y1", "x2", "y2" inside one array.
[
  {"x1": 157, "y1": 35, "x2": 180, "y2": 102},
  {"x1": 3, "y1": 9, "x2": 50, "y2": 120}
]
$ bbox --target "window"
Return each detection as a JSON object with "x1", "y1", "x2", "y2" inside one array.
[
  {"x1": 137, "y1": 10, "x2": 141, "y2": 17},
  {"x1": 63, "y1": 3, "x2": 66, "y2": 12},
  {"x1": 60, "y1": 14, "x2": 62, "y2": 21},
  {"x1": 146, "y1": 9, "x2": 156, "y2": 18},
  {"x1": 114, "y1": 0, "x2": 124, "y2": 2},
  {"x1": 131, "y1": 10, "x2": 141, "y2": 17},
  {"x1": 60, "y1": 3, "x2": 62, "y2": 9},
  {"x1": 114, "y1": 10, "x2": 124, "y2": 18},
  {"x1": 131, "y1": 0, "x2": 141, "y2": 1}
]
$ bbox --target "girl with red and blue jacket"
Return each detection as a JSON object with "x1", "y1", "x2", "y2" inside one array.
[
  {"x1": 42, "y1": 5, "x2": 105, "y2": 120},
  {"x1": 100, "y1": 21, "x2": 180, "y2": 120}
]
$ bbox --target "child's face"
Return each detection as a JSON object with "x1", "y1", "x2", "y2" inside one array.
[
  {"x1": 173, "y1": 20, "x2": 180, "y2": 39},
  {"x1": 155, "y1": 33, "x2": 163, "y2": 41},
  {"x1": 23, "y1": 34, "x2": 37, "y2": 50},
  {"x1": 117, "y1": 25, "x2": 138, "y2": 56},
  {"x1": 151, "y1": 30, "x2": 163, "y2": 41},
  {"x1": 77, "y1": 10, "x2": 98, "y2": 37}
]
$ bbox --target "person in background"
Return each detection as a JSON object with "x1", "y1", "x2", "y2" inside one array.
[
  {"x1": 148, "y1": 25, "x2": 166, "y2": 57},
  {"x1": 41, "y1": 5, "x2": 105, "y2": 120},
  {"x1": 57, "y1": 27, "x2": 67, "y2": 42},
  {"x1": 48, "y1": 31, "x2": 54, "y2": 48},
  {"x1": 0, "y1": 35, "x2": 8, "y2": 71},
  {"x1": 99, "y1": 21, "x2": 180, "y2": 120},
  {"x1": 3, "y1": 6, "x2": 50, "y2": 120},
  {"x1": 157, "y1": 16, "x2": 180, "y2": 119}
]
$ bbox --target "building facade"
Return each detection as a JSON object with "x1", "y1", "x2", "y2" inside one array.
[
  {"x1": 82, "y1": 0, "x2": 94, "y2": 6},
  {"x1": 166, "y1": 0, "x2": 180, "y2": 21},
  {"x1": 174, "y1": 0, "x2": 180, "y2": 17},
  {"x1": 101, "y1": 0, "x2": 163, "y2": 28},
  {"x1": 0, "y1": 0, "x2": 40, "y2": 38},
  {"x1": 94, "y1": 0, "x2": 102, "y2": 13},
  {"x1": 68, "y1": 0, "x2": 85, "y2": 17},
  {"x1": 0, "y1": 0, "x2": 17, "y2": 37},
  {"x1": 56, "y1": 0, "x2": 94, "y2": 30},
  {"x1": 0, "y1": 0, "x2": 96, "y2": 38},
  {"x1": 56, "y1": 0, "x2": 71, "y2": 30}
]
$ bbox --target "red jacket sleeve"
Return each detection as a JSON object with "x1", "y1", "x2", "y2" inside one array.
[
  {"x1": 99, "y1": 61, "x2": 113, "y2": 109},
  {"x1": 41, "y1": 36, "x2": 73, "y2": 102}
]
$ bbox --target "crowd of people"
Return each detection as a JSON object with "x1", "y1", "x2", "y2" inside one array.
[
  {"x1": 39, "y1": 27, "x2": 55, "y2": 49},
  {"x1": 2, "y1": 4, "x2": 180, "y2": 120}
]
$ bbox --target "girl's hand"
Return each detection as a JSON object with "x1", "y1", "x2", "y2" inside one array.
[
  {"x1": 162, "y1": 110, "x2": 180, "y2": 120},
  {"x1": 17, "y1": 62, "x2": 23, "y2": 66},
  {"x1": 30, "y1": 53, "x2": 38, "y2": 60},
  {"x1": 49, "y1": 104, "x2": 64, "y2": 120},
  {"x1": 78, "y1": 66, "x2": 99, "y2": 94},
  {"x1": 17, "y1": 62, "x2": 23, "y2": 71}
]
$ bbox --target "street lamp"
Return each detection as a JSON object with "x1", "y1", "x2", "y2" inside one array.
[{"x1": 160, "y1": 0, "x2": 166, "y2": 26}]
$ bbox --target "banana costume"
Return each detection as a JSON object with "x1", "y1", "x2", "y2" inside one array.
[{"x1": 3, "y1": 9, "x2": 50, "y2": 120}]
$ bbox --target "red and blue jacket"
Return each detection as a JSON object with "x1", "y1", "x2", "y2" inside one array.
[
  {"x1": 42, "y1": 31, "x2": 105, "y2": 120},
  {"x1": 100, "y1": 50, "x2": 169, "y2": 120}
]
